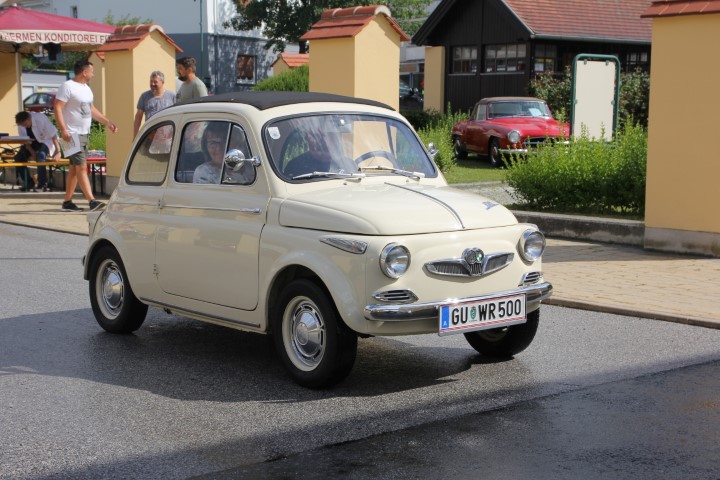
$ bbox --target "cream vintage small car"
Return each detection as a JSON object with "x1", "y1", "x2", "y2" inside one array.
[{"x1": 83, "y1": 92, "x2": 552, "y2": 388}]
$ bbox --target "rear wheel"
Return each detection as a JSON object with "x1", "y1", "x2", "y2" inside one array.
[
  {"x1": 487, "y1": 137, "x2": 502, "y2": 168},
  {"x1": 88, "y1": 246, "x2": 148, "y2": 334},
  {"x1": 272, "y1": 279, "x2": 357, "y2": 388},
  {"x1": 464, "y1": 309, "x2": 540, "y2": 357},
  {"x1": 453, "y1": 136, "x2": 468, "y2": 159}
]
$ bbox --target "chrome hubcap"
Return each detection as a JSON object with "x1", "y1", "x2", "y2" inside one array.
[
  {"x1": 285, "y1": 298, "x2": 325, "y2": 370},
  {"x1": 99, "y1": 261, "x2": 124, "y2": 318}
]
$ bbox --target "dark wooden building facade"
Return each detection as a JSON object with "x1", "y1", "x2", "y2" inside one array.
[{"x1": 413, "y1": 0, "x2": 653, "y2": 113}]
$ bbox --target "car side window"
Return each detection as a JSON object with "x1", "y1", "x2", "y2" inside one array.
[
  {"x1": 175, "y1": 121, "x2": 255, "y2": 185},
  {"x1": 126, "y1": 123, "x2": 174, "y2": 185}
]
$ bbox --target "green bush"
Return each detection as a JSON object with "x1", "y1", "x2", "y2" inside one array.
[
  {"x1": 415, "y1": 106, "x2": 468, "y2": 172},
  {"x1": 529, "y1": 67, "x2": 572, "y2": 120},
  {"x1": 529, "y1": 67, "x2": 650, "y2": 128},
  {"x1": 89, "y1": 122, "x2": 106, "y2": 151},
  {"x1": 402, "y1": 109, "x2": 446, "y2": 131},
  {"x1": 253, "y1": 65, "x2": 309, "y2": 92},
  {"x1": 618, "y1": 69, "x2": 650, "y2": 129},
  {"x1": 504, "y1": 122, "x2": 647, "y2": 216}
]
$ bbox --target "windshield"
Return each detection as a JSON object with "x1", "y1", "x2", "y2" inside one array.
[
  {"x1": 264, "y1": 114, "x2": 437, "y2": 181},
  {"x1": 487, "y1": 101, "x2": 551, "y2": 119}
]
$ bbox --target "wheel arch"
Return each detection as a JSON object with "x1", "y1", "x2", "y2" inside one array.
[
  {"x1": 83, "y1": 238, "x2": 119, "y2": 280},
  {"x1": 266, "y1": 265, "x2": 338, "y2": 335}
]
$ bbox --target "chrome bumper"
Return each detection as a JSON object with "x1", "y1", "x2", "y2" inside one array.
[
  {"x1": 364, "y1": 282, "x2": 552, "y2": 322},
  {"x1": 500, "y1": 140, "x2": 570, "y2": 156},
  {"x1": 499, "y1": 148, "x2": 528, "y2": 155}
]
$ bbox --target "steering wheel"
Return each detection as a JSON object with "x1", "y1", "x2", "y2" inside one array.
[{"x1": 354, "y1": 150, "x2": 395, "y2": 165}]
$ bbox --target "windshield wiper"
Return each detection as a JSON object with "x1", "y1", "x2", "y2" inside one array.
[
  {"x1": 358, "y1": 165, "x2": 425, "y2": 180},
  {"x1": 292, "y1": 171, "x2": 366, "y2": 180}
]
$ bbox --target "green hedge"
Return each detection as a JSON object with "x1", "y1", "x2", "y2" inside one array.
[
  {"x1": 253, "y1": 65, "x2": 309, "y2": 92},
  {"x1": 504, "y1": 122, "x2": 647, "y2": 216},
  {"x1": 530, "y1": 68, "x2": 650, "y2": 128},
  {"x1": 414, "y1": 107, "x2": 468, "y2": 173}
]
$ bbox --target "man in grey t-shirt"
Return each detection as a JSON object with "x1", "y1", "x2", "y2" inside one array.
[
  {"x1": 133, "y1": 71, "x2": 175, "y2": 137},
  {"x1": 175, "y1": 57, "x2": 208, "y2": 103}
]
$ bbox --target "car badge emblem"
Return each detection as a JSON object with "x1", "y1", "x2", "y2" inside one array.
[{"x1": 463, "y1": 247, "x2": 484, "y2": 265}]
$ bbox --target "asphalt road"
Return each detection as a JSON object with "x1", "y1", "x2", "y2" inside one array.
[{"x1": 1, "y1": 224, "x2": 719, "y2": 479}]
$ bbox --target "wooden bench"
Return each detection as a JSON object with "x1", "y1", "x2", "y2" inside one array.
[{"x1": 0, "y1": 157, "x2": 107, "y2": 195}]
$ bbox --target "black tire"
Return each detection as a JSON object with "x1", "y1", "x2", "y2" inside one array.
[
  {"x1": 272, "y1": 279, "x2": 357, "y2": 388},
  {"x1": 464, "y1": 309, "x2": 540, "y2": 357},
  {"x1": 453, "y1": 136, "x2": 468, "y2": 159},
  {"x1": 487, "y1": 137, "x2": 502, "y2": 168},
  {"x1": 88, "y1": 246, "x2": 148, "y2": 334}
]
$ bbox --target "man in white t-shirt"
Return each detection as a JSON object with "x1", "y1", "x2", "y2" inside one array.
[
  {"x1": 54, "y1": 59, "x2": 118, "y2": 212},
  {"x1": 14, "y1": 110, "x2": 62, "y2": 191}
]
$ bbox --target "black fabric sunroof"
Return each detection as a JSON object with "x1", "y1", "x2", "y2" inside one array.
[{"x1": 174, "y1": 91, "x2": 394, "y2": 111}]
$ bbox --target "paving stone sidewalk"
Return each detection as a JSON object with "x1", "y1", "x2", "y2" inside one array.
[{"x1": 1, "y1": 185, "x2": 718, "y2": 329}]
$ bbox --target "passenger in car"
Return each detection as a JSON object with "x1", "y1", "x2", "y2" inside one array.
[
  {"x1": 284, "y1": 130, "x2": 343, "y2": 178},
  {"x1": 193, "y1": 123, "x2": 254, "y2": 185}
]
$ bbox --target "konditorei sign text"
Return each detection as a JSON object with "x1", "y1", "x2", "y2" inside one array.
[{"x1": 0, "y1": 31, "x2": 112, "y2": 44}]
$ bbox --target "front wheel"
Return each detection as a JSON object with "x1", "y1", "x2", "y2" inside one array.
[
  {"x1": 487, "y1": 137, "x2": 502, "y2": 168},
  {"x1": 88, "y1": 246, "x2": 148, "y2": 334},
  {"x1": 453, "y1": 136, "x2": 468, "y2": 159},
  {"x1": 464, "y1": 309, "x2": 540, "y2": 357},
  {"x1": 272, "y1": 279, "x2": 357, "y2": 388}
]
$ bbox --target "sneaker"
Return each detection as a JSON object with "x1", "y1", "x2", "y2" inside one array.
[
  {"x1": 61, "y1": 201, "x2": 83, "y2": 212},
  {"x1": 89, "y1": 200, "x2": 106, "y2": 211}
]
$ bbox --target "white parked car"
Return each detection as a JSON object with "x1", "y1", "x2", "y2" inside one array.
[{"x1": 83, "y1": 92, "x2": 552, "y2": 388}]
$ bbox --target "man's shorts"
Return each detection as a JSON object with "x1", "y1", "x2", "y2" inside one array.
[{"x1": 68, "y1": 134, "x2": 89, "y2": 166}]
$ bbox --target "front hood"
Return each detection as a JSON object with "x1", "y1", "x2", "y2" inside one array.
[
  {"x1": 278, "y1": 183, "x2": 517, "y2": 235},
  {"x1": 493, "y1": 117, "x2": 569, "y2": 137}
]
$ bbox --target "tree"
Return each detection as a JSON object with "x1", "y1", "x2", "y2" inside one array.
[
  {"x1": 101, "y1": 11, "x2": 153, "y2": 26},
  {"x1": 227, "y1": 0, "x2": 432, "y2": 53}
]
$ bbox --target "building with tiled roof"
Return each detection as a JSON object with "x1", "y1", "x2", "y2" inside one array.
[
  {"x1": 271, "y1": 53, "x2": 310, "y2": 75},
  {"x1": 413, "y1": 0, "x2": 653, "y2": 112}
]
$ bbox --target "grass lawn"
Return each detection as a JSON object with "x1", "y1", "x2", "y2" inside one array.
[{"x1": 442, "y1": 155, "x2": 507, "y2": 184}]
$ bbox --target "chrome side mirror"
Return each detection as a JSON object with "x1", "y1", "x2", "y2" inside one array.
[
  {"x1": 224, "y1": 149, "x2": 245, "y2": 171},
  {"x1": 427, "y1": 142, "x2": 439, "y2": 160},
  {"x1": 224, "y1": 149, "x2": 261, "y2": 171}
]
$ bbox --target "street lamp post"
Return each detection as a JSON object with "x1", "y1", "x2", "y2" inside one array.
[{"x1": 195, "y1": 0, "x2": 204, "y2": 78}]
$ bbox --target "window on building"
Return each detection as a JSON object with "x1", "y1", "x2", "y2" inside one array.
[
  {"x1": 533, "y1": 44, "x2": 556, "y2": 73},
  {"x1": 71, "y1": 6, "x2": 78, "y2": 18},
  {"x1": 485, "y1": 43, "x2": 526, "y2": 73},
  {"x1": 626, "y1": 51, "x2": 649, "y2": 71},
  {"x1": 451, "y1": 46, "x2": 477, "y2": 74},
  {"x1": 236, "y1": 54, "x2": 256, "y2": 85}
]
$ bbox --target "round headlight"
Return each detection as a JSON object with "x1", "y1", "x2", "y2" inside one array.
[
  {"x1": 380, "y1": 243, "x2": 411, "y2": 278},
  {"x1": 508, "y1": 130, "x2": 521, "y2": 144},
  {"x1": 518, "y1": 229, "x2": 546, "y2": 262}
]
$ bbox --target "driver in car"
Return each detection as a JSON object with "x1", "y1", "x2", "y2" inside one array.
[
  {"x1": 193, "y1": 123, "x2": 254, "y2": 184},
  {"x1": 284, "y1": 129, "x2": 351, "y2": 178}
]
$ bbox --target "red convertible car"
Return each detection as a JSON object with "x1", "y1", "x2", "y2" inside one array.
[{"x1": 452, "y1": 97, "x2": 569, "y2": 167}]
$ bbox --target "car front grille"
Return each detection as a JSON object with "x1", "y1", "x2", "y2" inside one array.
[
  {"x1": 525, "y1": 137, "x2": 567, "y2": 148},
  {"x1": 425, "y1": 252, "x2": 514, "y2": 278}
]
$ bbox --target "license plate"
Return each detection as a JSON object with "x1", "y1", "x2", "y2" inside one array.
[{"x1": 439, "y1": 293, "x2": 526, "y2": 336}]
